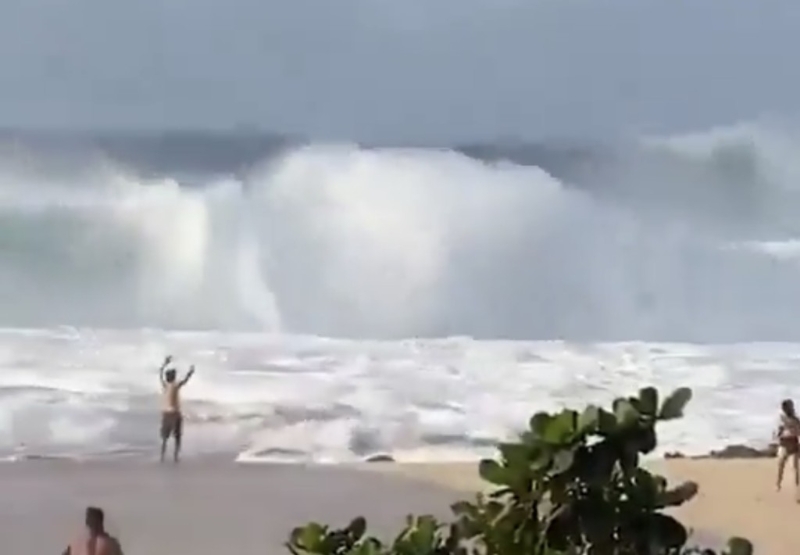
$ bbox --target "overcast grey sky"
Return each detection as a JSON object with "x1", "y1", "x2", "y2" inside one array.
[{"x1": 0, "y1": 0, "x2": 798, "y2": 141}]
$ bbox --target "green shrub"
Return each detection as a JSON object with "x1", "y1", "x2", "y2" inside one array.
[{"x1": 286, "y1": 387, "x2": 753, "y2": 555}]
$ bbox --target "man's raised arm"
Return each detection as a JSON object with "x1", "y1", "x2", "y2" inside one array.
[
  {"x1": 159, "y1": 355, "x2": 173, "y2": 387},
  {"x1": 179, "y1": 365, "x2": 195, "y2": 387}
]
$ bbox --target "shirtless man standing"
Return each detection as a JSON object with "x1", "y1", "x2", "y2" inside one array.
[
  {"x1": 62, "y1": 506, "x2": 124, "y2": 555},
  {"x1": 159, "y1": 355, "x2": 195, "y2": 463}
]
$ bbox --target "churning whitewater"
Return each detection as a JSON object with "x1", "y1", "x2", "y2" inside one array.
[
  {"x1": 2, "y1": 123, "x2": 800, "y2": 341},
  {"x1": 2, "y1": 122, "x2": 800, "y2": 462},
  {"x1": 0, "y1": 328, "x2": 795, "y2": 463}
]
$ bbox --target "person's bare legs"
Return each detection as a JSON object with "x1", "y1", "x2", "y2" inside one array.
[
  {"x1": 173, "y1": 417, "x2": 182, "y2": 463},
  {"x1": 777, "y1": 447, "x2": 788, "y2": 491},
  {"x1": 160, "y1": 438, "x2": 168, "y2": 463},
  {"x1": 792, "y1": 452, "x2": 799, "y2": 499},
  {"x1": 173, "y1": 434, "x2": 181, "y2": 463}
]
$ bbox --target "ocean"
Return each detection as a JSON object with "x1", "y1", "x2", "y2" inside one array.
[{"x1": 1, "y1": 123, "x2": 799, "y2": 462}]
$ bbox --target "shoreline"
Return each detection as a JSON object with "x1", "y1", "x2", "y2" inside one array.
[{"x1": 0, "y1": 440, "x2": 777, "y2": 466}]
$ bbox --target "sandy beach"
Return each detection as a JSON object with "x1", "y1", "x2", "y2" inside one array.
[
  {"x1": 0, "y1": 461, "x2": 462, "y2": 555},
  {"x1": 2, "y1": 457, "x2": 794, "y2": 555}
]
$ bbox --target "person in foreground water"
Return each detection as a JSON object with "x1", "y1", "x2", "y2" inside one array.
[
  {"x1": 774, "y1": 398, "x2": 800, "y2": 494},
  {"x1": 159, "y1": 355, "x2": 195, "y2": 463},
  {"x1": 62, "y1": 506, "x2": 124, "y2": 555}
]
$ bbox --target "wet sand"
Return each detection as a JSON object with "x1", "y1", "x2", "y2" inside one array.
[
  {"x1": 3, "y1": 458, "x2": 787, "y2": 555},
  {"x1": 0, "y1": 461, "x2": 461, "y2": 555}
]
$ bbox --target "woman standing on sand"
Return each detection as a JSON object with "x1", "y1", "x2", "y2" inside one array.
[{"x1": 775, "y1": 398, "x2": 800, "y2": 493}]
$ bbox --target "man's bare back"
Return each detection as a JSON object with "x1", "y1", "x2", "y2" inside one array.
[
  {"x1": 162, "y1": 381, "x2": 182, "y2": 413},
  {"x1": 63, "y1": 507, "x2": 124, "y2": 555},
  {"x1": 64, "y1": 532, "x2": 123, "y2": 555}
]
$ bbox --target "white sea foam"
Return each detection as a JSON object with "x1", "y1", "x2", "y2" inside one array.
[{"x1": 0, "y1": 328, "x2": 793, "y2": 463}]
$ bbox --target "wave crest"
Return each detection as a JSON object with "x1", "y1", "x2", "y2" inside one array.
[{"x1": 2, "y1": 122, "x2": 800, "y2": 340}]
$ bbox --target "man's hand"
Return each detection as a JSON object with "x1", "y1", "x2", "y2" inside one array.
[{"x1": 164, "y1": 355, "x2": 173, "y2": 364}]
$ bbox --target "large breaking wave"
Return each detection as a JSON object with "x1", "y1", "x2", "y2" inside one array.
[{"x1": 2, "y1": 122, "x2": 800, "y2": 341}]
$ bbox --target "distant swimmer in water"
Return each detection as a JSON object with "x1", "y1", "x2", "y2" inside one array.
[
  {"x1": 62, "y1": 506, "x2": 124, "y2": 555},
  {"x1": 158, "y1": 355, "x2": 195, "y2": 463}
]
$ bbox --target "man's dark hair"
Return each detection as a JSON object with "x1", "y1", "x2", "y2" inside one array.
[
  {"x1": 165, "y1": 369, "x2": 177, "y2": 383},
  {"x1": 85, "y1": 506, "x2": 104, "y2": 534}
]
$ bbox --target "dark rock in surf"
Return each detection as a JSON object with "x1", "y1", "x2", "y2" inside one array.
[
  {"x1": 365, "y1": 454, "x2": 395, "y2": 463},
  {"x1": 701, "y1": 444, "x2": 776, "y2": 459}
]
